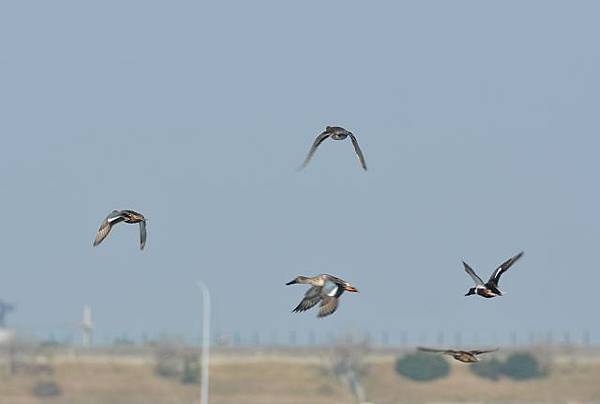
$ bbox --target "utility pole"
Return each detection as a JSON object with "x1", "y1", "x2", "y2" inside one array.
[
  {"x1": 0, "y1": 301, "x2": 15, "y2": 328},
  {"x1": 197, "y1": 281, "x2": 211, "y2": 404}
]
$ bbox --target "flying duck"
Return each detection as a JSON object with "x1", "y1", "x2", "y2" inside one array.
[
  {"x1": 285, "y1": 274, "x2": 358, "y2": 318},
  {"x1": 93, "y1": 209, "x2": 147, "y2": 250},
  {"x1": 418, "y1": 347, "x2": 499, "y2": 363},
  {"x1": 463, "y1": 251, "x2": 524, "y2": 298},
  {"x1": 301, "y1": 126, "x2": 367, "y2": 170}
]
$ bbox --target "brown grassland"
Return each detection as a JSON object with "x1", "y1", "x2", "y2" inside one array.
[{"x1": 0, "y1": 349, "x2": 599, "y2": 404}]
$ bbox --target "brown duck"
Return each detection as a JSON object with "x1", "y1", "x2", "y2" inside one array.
[
  {"x1": 93, "y1": 209, "x2": 147, "y2": 250},
  {"x1": 418, "y1": 347, "x2": 498, "y2": 363},
  {"x1": 286, "y1": 274, "x2": 358, "y2": 318},
  {"x1": 300, "y1": 126, "x2": 367, "y2": 170}
]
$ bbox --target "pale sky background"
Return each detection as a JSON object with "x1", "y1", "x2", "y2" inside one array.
[{"x1": 1, "y1": 1, "x2": 599, "y2": 345}]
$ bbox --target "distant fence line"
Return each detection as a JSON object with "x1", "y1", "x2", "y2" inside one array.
[
  {"x1": 202, "y1": 329, "x2": 594, "y2": 348},
  {"x1": 18, "y1": 329, "x2": 595, "y2": 348}
]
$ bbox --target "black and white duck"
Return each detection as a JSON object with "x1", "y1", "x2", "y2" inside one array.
[{"x1": 463, "y1": 251, "x2": 524, "y2": 298}]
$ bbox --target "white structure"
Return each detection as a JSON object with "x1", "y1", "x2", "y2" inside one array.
[
  {"x1": 0, "y1": 329, "x2": 15, "y2": 346},
  {"x1": 81, "y1": 305, "x2": 93, "y2": 348},
  {"x1": 197, "y1": 281, "x2": 211, "y2": 404}
]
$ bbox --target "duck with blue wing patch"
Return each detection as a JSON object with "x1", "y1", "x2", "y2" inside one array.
[{"x1": 286, "y1": 274, "x2": 358, "y2": 318}]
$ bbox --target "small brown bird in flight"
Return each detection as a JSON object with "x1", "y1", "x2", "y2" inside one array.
[
  {"x1": 418, "y1": 347, "x2": 499, "y2": 363},
  {"x1": 93, "y1": 210, "x2": 147, "y2": 250},
  {"x1": 301, "y1": 126, "x2": 367, "y2": 170}
]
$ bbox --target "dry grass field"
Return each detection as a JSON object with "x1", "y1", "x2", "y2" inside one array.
[
  {"x1": 365, "y1": 358, "x2": 600, "y2": 403},
  {"x1": 0, "y1": 354, "x2": 352, "y2": 404},
  {"x1": 0, "y1": 348, "x2": 599, "y2": 404}
]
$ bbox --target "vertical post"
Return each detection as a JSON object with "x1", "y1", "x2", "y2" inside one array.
[
  {"x1": 197, "y1": 281, "x2": 211, "y2": 404},
  {"x1": 381, "y1": 331, "x2": 389, "y2": 346},
  {"x1": 289, "y1": 330, "x2": 296, "y2": 346},
  {"x1": 545, "y1": 331, "x2": 553, "y2": 346},
  {"x1": 583, "y1": 330, "x2": 591, "y2": 347}
]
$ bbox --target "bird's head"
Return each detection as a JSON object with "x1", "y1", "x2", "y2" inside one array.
[
  {"x1": 465, "y1": 288, "x2": 476, "y2": 296},
  {"x1": 286, "y1": 276, "x2": 309, "y2": 286}
]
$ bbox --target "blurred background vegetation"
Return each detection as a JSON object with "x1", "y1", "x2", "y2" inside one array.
[{"x1": 0, "y1": 333, "x2": 598, "y2": 404}]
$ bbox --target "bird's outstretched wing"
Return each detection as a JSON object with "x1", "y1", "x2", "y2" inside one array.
[
  {"x1": 322, "y1": 274, "x2": 347, "y2": 285},
  {"x1": 292, "y1": 286, "x2": 322, "y2": 313},
  {"x1": 139, "y1": 220, "x2": 147, "y2": 250},
  {"x1": 93, "y1": 210, "x2": 124, "y2": 247},
  {"x1": 418, "y1": 347, "x2": 455, "y2": 354},
  {"x1": 463, "y1": 261, "x2": 484, "y2": 285},
  {"x1": 470, "y1": 348, "x2": 499, "y2": 355},
  {"x1": 488, "y1": 251, "x2": 524, "y2": 286},
  {"x1": 317, "y1": 296, "x2": 339, "y2": 318},
  {"x1": 349, "y1": 133, "x2": 367, "y2": 170},
  {"x1": 300, "y1": 132, "x2": 331, "y2": 169}
]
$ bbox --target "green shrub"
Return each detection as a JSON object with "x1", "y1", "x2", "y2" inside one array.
[
  {"x1": 154, "y1": 340, "x2": 184, "y2": 379},
  {"x1": 395, "y1": 352, "x2": 450, "y2": 382},
  {"x1": 181, "y1": 355, "x2": 200, "y2": 384},
  {"x1": 31, "y1": 380, "x2": 61, "y2": 397},
  {"x1": 155, "y1": 348, "x2": 181, "y2": 379},
  {"x1": 469, "y1": 352, "x2": 546, "y2": 381},
  {"x1": 503, "y1": 352, "x2": 544, "y2": 380},
  {"x1": 470, "y1": 357, "x2": 504, "y2": 381}
]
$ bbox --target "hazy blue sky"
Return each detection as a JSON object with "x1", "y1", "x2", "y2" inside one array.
[{"x1": 1, "y1": 1, "x2": 599, "y2": 345}]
